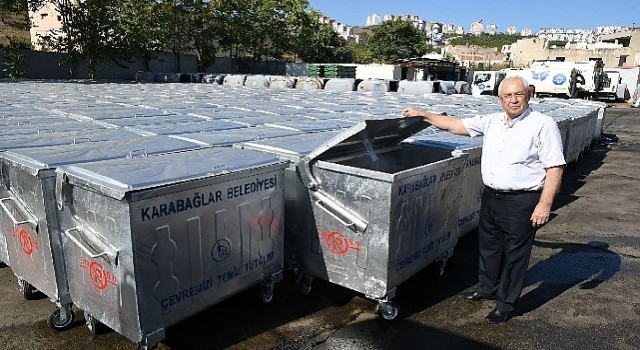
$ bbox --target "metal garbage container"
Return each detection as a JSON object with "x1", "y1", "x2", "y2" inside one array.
[
  {"x1": 0, "y1": 128, "x2": 144, "y2": 151},
  {"x1": 294, "y1": 118, "x2": 467, "y2": 319},
  {"x1": 123, "y1": 120, "x2": 247, "y2": 136},
  {"x1": 0, "y1": 136, "x2": 204, "y2": 330},
  {"x1": 170, "y1": 125, "x2": 302, "y2": 147},
  {"x1": 0, "y1": 129, "x2": 140, "y2": 267},
  {"x1": 404, "y1": 131, "x2": 484, "y2": 237},
  {"x1": 0, "y1": 120, "x2": 116, "y2": 137},
  {"x1": 55, "y1": 147, "x2": 287, "y2": 349},
  {"x1": 236, "y1": 130, "x2": 343, "y2": 268}
]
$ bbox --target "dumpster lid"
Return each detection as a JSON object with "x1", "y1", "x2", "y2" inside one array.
[
  {"x1": 56, "y1": 147, "x2": 286, "y2": 200},
  {"x1": 0, "y1": 128, "x2": 140, "y2": 151},
  {"x1": 305, "y1": 117, "x2": 429, "y2": 162},
  {"x1": 1, "y1": 136, "x2": 203, "y2": 176}
]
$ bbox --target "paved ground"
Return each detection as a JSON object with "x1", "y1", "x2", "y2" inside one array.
[{"x1": 1, "y1": 103, "x2": 639, "y2": 350}]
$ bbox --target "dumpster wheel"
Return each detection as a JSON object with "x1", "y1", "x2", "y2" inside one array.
[
  {"x1": 18, "y1": 278, "x2": 38, "y2": 300},
  {"x1": 377, "y1": 301, "x2": 400, "y2": 321},
  {"x1": 47, "y1": 307, "x2": 75, "y2": 330},
  {"x1": 295, "y1": 273, "x2": 313, "y2": 295},
  {"x1": 260, "y1": 283, "x2": 275, "y2": 304}
]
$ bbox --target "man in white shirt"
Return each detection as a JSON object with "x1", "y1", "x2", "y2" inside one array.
[{"x1": 402, "y1": 76, "x2": 565, "y2": 323}]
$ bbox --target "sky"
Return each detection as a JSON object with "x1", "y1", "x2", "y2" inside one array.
[{"x1": 307, "y1": 0, "x2": 639, "y2": 33}]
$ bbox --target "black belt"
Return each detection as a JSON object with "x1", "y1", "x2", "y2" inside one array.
[{"x1": 485, "y1": 186, "x2": 541, "y2": 195}]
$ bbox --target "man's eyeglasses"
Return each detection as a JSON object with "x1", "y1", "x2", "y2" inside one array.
[{"x1": 500, "y1": 92, "x2": 527, "y2": 100}]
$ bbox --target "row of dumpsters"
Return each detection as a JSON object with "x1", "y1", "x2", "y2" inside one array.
[
  {"x1": 0, "y1": 80, "x2": 606, "y2": 349},
  {"x1": 136, "y1": 71, "x2": 471, "y2": 95}
]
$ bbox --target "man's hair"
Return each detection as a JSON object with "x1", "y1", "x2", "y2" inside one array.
[{"x1": 498, "y1": 76, "x2": 529, "y2": 95}]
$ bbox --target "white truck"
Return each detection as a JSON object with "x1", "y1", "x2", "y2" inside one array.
[
  {"x1": 471, "y1": 70, "x2": 506, "y2": 96},
  {"x1": 505, "y1": 59, "x2": 611, "y2": 99},
  {"x1": 602, "y1": 70, "x2": 628, "y2": 101}
]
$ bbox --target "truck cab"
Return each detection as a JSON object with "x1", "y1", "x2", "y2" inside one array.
[{"x1": 471, "y1": 71, "x2": 506, "y2": 96}]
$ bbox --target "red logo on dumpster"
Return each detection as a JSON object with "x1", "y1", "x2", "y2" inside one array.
[
  {"x1": 318, "y1": 230, "x2": 361, "y2": 256},
  {"x1": 80, "y1": 256, "x2": 117, "y2": 291},
  {"x1": 12, "y1": 228, "x2": 38, "y2": 256}
]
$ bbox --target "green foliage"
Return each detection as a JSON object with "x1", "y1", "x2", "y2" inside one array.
[
  {"x1": 366, "y1": 20, "x2": 428, "y2": 63},
  {"x1": 347, "y1": 42, "x2": 373, "y2": 64},
  {"x1": 5, "y1": 0, "x2": 352, "y2": 74},
  {"x1": 449, "y1": 33, "x2": 521, "y2": 49},
  {"x1": 41, "y1": 0, "x2": 132, "y2": 79},
  {"x1": 2, "y1": 36, "x2": 29, "y2": 78},
  {"x1": 295, "y1": 13, "x2": 351, "y2": 63},
  {"x1": 210, "y1": 0, "x2": 312, "y2": 62}
]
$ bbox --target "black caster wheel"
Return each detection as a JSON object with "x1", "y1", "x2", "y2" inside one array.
[{"x1": 47, "y1": 308, "x2": 75, "y2": 330}]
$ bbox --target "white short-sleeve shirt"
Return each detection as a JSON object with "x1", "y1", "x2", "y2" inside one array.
[{"x1": 462, "y1": 107, "x2": 566, "y2": 191}]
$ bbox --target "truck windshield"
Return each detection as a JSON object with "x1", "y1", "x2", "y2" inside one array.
[{"x1": 474, "y1": 73, "x2": 492, "y2": 83}]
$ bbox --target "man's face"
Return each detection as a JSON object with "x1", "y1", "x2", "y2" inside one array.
[{"x1": 499, "y1": 79, "x2": 530, "y2": 119}]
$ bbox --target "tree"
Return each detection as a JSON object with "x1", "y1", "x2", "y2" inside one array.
[
  {"x1": 367, "y1": 20, "x2": 428, "y2": 63},
  {"x1": 211, "y1": 0, "x2": 311, "y2": 62},
  {"x1": 2, "y1": 35, "x2": 30, "y2": 78},
  {"x1": 155, "y1": 0, "x2": 220, "y2": 72},
  {"x1": 38, "y1": 0, "x2": 137, "y2": 78},
  {"x1": 294, "y1": 10, "x2": 351, "y2": 63},
  {"x1": 119, "y1": 0, "x2": 169, "y2": 71},
  {"x1": 347, "y1": 42, "x2": 373, "y2": 64}
]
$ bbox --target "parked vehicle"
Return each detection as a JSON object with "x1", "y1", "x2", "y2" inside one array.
[
  {"x1": 506, "y1": 59, "x2": 612, "y2": 99},
  {"x1": 471, "y1": 71, "x2": 506, "y2": 96}
]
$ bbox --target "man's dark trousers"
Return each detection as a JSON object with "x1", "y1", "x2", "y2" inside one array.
[{"x1": 475, "y1": 188, "x2": 540, "y2": 312}]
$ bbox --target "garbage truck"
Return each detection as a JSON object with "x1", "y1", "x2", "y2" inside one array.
[{"x1": 506, "y1": 59, "x2": 611, "y2": 99}]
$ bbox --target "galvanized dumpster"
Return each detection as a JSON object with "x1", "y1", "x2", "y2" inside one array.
[
  {"x1": 404, "y1": 131, "x2": 484, "y2": 237},
  {"x1": 55, "y1": 147, "x2": 287, "y2": 349},
  {"x1": 237, "y1": 130, "x2": 343, "y2": 267},
  {"x1": 171, "y1": 125, "x2": 302, "y2": 147},
  {"x1": 0, "y1": 120, "x2": 115, "y2": 137},
  {"x1": 294, "y1": 118, "x2": 467, "y2": 319},
  {"x1": 0, "y1": 128, "x2": 143, "y2": 151},
  {"x1": 0, "y1": 136, "x2": 204, "y2": 330}
]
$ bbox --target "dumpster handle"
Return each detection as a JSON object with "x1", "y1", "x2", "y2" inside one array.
[
  {"x1": 72, "y1": 137, "x2": 91, "y2": 144},
  {"x1": 314, "y1": 199, "x2": 358, "y2": 230},
  {"x1": 129, "y1": 149, "x2": 148, "y2": 158},
  {"x1": 64, "y1": 227, "x2": 118, "y2": 264},
  {"x1": 312, "y1": 190, "x2": 368, "y2": 234},
  {"x1": 0, "y1": 197, "x2": 37, "y2": 228},
  {"x1": 37, "y1": 128, "x2": 53, "y2": 134},
  {"x1": 212, "y1": 164, "x2": 229, "y2": 173}
]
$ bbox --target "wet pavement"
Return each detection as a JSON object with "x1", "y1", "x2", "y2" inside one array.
[{"x1": 1, "y1": 103, "x2": 639, "y2": 350}]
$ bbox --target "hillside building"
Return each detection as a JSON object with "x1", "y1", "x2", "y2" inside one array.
[{"x1": 510, "y1": 28, "x2": 640, "y2": 68}]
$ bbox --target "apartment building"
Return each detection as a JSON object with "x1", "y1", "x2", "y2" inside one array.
[{"x1": 29, "y1": 2, "x2": 64, "y2": 50}]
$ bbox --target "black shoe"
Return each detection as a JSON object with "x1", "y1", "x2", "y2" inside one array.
[
  {"x1": 485, "y1": 308, "x2": 512, "y2": 324},
  {"x1": 457, "y1": 290, "x2": 491, "y2": 302}
]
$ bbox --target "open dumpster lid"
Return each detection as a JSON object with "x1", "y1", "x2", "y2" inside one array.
[{"x1": 304, "y1": 117, "x2": 430, "y2": 162}]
